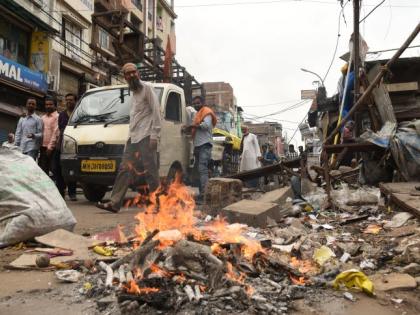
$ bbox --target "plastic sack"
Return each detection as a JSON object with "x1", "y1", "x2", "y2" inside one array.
[
  {"x1": 333, "y1": 269, "x2": 374, "y2": 295},
  {"x1": 0, "y1": 148, "x2": 77, "y2": 246},
  {"x1": 390, "y1": 120, "x2": 420, "y2": 181}
]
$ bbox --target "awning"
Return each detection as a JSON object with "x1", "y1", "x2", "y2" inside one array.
[
  {"x1": 0, "y1": 101, "x2": 25, "y2": 117},
  {"x1": 0, "y1": 0, "x2": 59, "y2": 34}
]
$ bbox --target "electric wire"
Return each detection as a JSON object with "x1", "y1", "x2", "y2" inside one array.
[
  {"x1": 322, "y1": 0, "x2": 350, "y2": 83},
  {"x1": 359, "y1": 0, "x2": 386, "y2": 23}
]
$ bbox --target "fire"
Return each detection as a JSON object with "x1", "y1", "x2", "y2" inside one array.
[
  {"x1": 290, "y1": 257, "x2": 317, "y2": 274},
  {"x1": 226, "y1": 262, "x2": 246, "y2": 284},
  {"x1": 211, "y1": 243, "x2": 226, "y2": 256},
  {"x1": 150, "y1": 263, "x2": 172, "y2": 278},
  {"x1": 125, "y1": 279, "x2": 159, "y2": 295},
  {"x1": 290, "y1": 275, "x2": 306, "y2": 286},
  {"x1": 205, "y1": 218, "x2": 264, "y2": 260},
  {"x1": 134, "y1": 174, "x2": 199, "y2": 242},
  {"x1": 245, "y1": 285, "x2": 255, "y2": 296}
]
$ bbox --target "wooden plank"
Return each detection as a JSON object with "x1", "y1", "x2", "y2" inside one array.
[
  {"x1": 367, "y1": 64, "x2": 397, "y2": 124},
  {"x1": 390, "y1": 193, "x2": 420, "y2": 219},
  {"x1": 386, "y1": 82, "x2": 418, "y2": 93},
  {"x1": 225, "y1": 159, "x2": 300, "y2": 181},
  {"x1": 379, "y1": 182, "x2": 420, "y2": 195},
  {"x1": 324, "y1": 142, "x2": 384, "y2": 154}
]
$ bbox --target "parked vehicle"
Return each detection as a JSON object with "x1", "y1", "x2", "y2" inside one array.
[{"x1": 61, "y1": 83, "x2": 191, "y2": 202}]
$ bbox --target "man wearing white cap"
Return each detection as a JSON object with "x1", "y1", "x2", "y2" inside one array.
[{"x1": 97, "y1": 63, "x2": 161, "y2": 212}]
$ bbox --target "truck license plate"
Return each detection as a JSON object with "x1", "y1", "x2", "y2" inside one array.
[{"x1": 81, "y1": 160, "x2": 116, "y2": 172}]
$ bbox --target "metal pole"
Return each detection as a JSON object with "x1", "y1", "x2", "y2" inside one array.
[
  {"x1": 324, "y1": 22, "x2": 420, "y2": 145},
  {"x1": 353, "y1": 0, "x2": 360, "y2": 102},
  {"x1": 300, "y1": 68, "x2": 325, "y2": 87}
]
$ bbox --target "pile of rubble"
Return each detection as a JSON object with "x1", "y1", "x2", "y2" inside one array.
[{"x1": 3, "y1": 176, "x2": 420, "y2": 314}]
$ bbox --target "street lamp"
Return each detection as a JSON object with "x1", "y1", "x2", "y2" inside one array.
[{"x1": 300, "y1": 68, "x2": 325, "y2": 87}]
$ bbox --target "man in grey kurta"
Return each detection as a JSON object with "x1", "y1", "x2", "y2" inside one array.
[{"x1": 96, "y1": 63, "x2": 161, "y2": 212}]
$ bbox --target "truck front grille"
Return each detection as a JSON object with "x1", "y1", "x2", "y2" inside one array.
[{"x1": 78, "y1": 144, "x2": 125, "y2": 156}]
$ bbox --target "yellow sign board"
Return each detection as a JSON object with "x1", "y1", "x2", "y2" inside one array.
[{"x1": 30, "y1": 32, "x2": 49, "y2": 73}]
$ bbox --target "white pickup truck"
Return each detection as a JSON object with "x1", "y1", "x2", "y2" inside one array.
[{"x1": 61, "y1": 83, "x2": 195, "y2": 201}]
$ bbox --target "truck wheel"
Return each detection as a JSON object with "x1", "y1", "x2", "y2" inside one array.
[{"x1": 82, "y1": 184, "x2": 108, "y2": 202}]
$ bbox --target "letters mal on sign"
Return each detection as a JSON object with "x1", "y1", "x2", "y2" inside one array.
[{"x1": 0, "y1": 60, "x2": 23, "y2": 83}]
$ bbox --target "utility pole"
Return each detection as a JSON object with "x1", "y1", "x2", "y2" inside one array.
[{"x1": 353, "y1": 0, "x2": 360, "y2": 103}]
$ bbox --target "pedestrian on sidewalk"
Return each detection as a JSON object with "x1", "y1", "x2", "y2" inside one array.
[
  {"x1": 96, "y1": 63, "x2": 161, "y2": 213},
  {"x1": 39, "y1": 96, "x2": 59, "y2": 177},
  {"x1": 55, "y1": 93, "x2": 78, "y2": 201},
  {"x1": 184, "y1": 96, "x2": 217, "y2": 202},
  {"x1": 239, "y1": 125, "x2": 262, "y2": 187},
  {"x1": 14, "y1": 98, "x2": 43, "y2": 160}
]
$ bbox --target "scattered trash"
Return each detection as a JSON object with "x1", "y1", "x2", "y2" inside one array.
[
  {"x1": 340, "y1": 252, "x2": 351, "y2": 263},
  {"x1": 55, "y1": 270, "x2": 83, "y2": 283},
  {"x1": 360, "y1": 259, "x2": 376, "y2": 270},
  {"x1": 391, "y1": 298, "x2": 403, "y2": 304},
  {"x1": 363, "y1": 224, "x2": 382, "y2": 234},
  {"x1": 313, "y1": 245, "x2": 335, "y2": 266},
  {"x1": 93, "y1": 246, "x2": 114, "y2": 257},
  {"x1": 343, "y1": 292, "x2": 356, "y2": 302},
  {"x1": 35, "y1": 254, "x2": 50, "y2": 268},
  {"x1": 333, "y1": 269, "x2": 374, "y2": 295},
  {"x1": 384, "y1": 212, "x2": 413, "y2": 229}
]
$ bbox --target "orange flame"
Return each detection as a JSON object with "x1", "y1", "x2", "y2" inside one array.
[
  {"x1": 134, "y1": 174, "x2": 199, "y2": 243},
  {"x1": 205, "y1": 218, "x2": 264, "y2": 260},
  {"x1": 245, "y1": 285, "x2": 255, "y2": 296},
  {"x1": 125, "y1": 279, "x2": 159, "y2": 295},
  {"x1": 290, "y1": 275, "x2": 306, "y2": 286},
  {"x1": 225, "y1": 262, "x2": 246, "y2": 284},
  {"x1": 150, "y1": 263, "x2": 172, "y2": 278},
  {"x1": 290, "y1": 257, "x2": 317, "y2": 274},
  {"x1": 129, "y1": 174, "x2": 263, "y2": 262}
]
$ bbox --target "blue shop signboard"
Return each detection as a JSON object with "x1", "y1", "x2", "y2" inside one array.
[{"x1": 0, "y1": 54, "x2": 48, "y2": 94}]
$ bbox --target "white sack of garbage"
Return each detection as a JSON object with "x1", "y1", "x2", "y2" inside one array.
[{"x1": 0, "y1": 147, "x2": 77, "y2": 246}]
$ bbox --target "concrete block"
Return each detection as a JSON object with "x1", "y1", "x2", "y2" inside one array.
[
  {"x1": 257, "y1": 187, "x2": 293, "y2": 205},
  {"x1": 221, "y1": 199, "x2": 281, "y2": 228},
  {"x1": 204, "y1": 178, "x2": 243, "y2": 215}
]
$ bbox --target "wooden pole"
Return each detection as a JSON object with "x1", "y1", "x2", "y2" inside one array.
[
  {"x1": 353, "y1": 0, "x2": 360, "y2": 101},
  {"x1": 324, "y1": 22, "x2": 420, "y2": 145}
]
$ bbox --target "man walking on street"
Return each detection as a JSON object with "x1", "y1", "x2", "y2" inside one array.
[
  {"x1": 239, "y1": 125, "x2": 262, "y2": 187},
  {"x1": 97, "y1": 63, "x2": 161, "y2": 213},
  {"x1": 14, "y1": 98, "x2": 43, "y2": 160},
  {"x1": 39, "y1": 96, "x2": 59, "y2": 177},
  {"x1": 55, "y1": 93, "x2": 78, "y2": 201},
  {"x1": 187, "y1": 96, "x2": 217, "y2": 201}
]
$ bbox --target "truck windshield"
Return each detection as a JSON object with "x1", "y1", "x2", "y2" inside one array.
[{"x1": 69, "y1": 87, "x2": 163, "y2": 125}]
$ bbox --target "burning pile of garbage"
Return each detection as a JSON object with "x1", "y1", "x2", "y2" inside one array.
[{"x1": 91, "y1": 176, "x2": 314, "y2": 314}]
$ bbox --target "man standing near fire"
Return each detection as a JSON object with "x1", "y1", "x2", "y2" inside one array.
[
  {"x1": 184, "y1": 96, "x2": 217, "y2": 202},
  {"x1": 97, "y1": 63, "x2": 161, "y2": 213}
]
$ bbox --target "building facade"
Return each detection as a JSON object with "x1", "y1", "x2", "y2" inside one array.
[
  {"x1": 246, "y1": 121, "x2": 284, "y2": 156},
  {"x1": 0, "y1": 0, "x2": 178, "y2": 142},
  {"x1": 0, "y1": 0, "x2": 59, "y2": 142}
]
